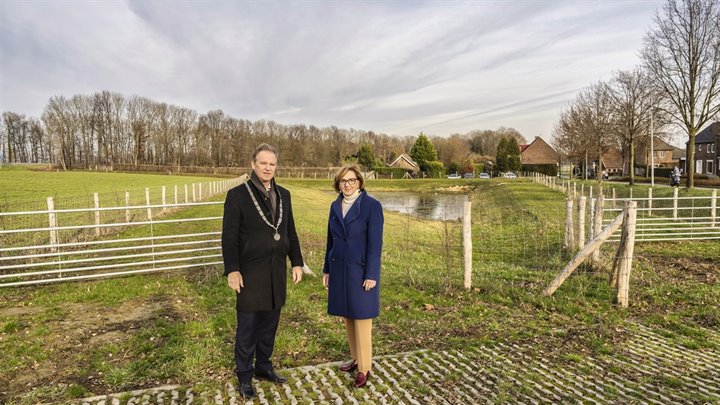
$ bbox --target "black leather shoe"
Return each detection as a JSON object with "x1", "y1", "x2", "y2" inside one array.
[
  {"x1": 255, "y1": 369, "x2": 288, "y2": 384},
  {"x1": 354, "y1": 371, "x2": 370, "y2": 388},
  {"x1": 339, "y1": 360, "x2": 358, "y2": 372},
  {"x1": 238, "y1": 382, "x2": 255, "y2": 398}
]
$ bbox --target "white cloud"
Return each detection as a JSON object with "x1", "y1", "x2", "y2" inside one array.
[{"x1": 1, "y1": 0, "x2": 664, "y2": 141}]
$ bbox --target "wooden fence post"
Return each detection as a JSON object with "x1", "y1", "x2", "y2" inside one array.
[
  {"x1": 616, "y1": 201, "x2": 638, "y2": 308},
  {"x1": 564, "y1": 198, "x2": 575, "y2": 250},
  {"x1": 192, "y1": 183, "x2": 197, "y2": 202},
  {"x1": 145, "y1": 188, "x2": 152, "y2": 221},
  {"x1": 199, "y1": 182, "x2": 203, "y2": 200},
  {"x1": 577, "y1": 196, "x2": 586, "y2": 249},
  {"x1": 543, "y1": 211, "x2": 625, "y2": 297},
  {"x1": 612, "y1": 188, "x2": 616, "y2": 209},
  {"x1": 581, "y1": 184, "x2": 584, "y2": 197},
  {"x1": 174, "y1": 185, "x2": 178, "y2": 206},
  {"x1": 592, "y1": 194, "x2": 604, "y2": 265},
  {"x1": 125, "y1": 191, "x2": 131, "y2": 223},
  {"x1": 647, "y1": 187, "x2": 653, "y2": 216},
  {"x1": 47, "y1": 197, "x2": 58, "y2": 250},
  {"x1": 463, "y1": 201, "x2": 472, "y2": 289},
  {"x1": 673, "y1": 187, "x2": 678, "y2": 219},
  {"x1": 94, "y1": 193, "x2": 101, "y2": 237},
  {"x1": 185, "y1": 184, "x2": 189, "y2": 203},
  {"x1": 589, "y1": 197, "x2": 595, "y2": 241},
  {"x1": 162, "y1": 186, "x2": 167, "y2": 211},
  {"x1": 711, "y1": 189, "x2": 717, "y2": 227}
]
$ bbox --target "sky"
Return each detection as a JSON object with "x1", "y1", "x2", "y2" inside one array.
[{"x1": 1, "y1": 0, "x2": 666, "y2": 143}]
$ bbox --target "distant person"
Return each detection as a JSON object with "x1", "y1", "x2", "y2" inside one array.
[
  {"x1": 670, "y1": 166, "x2": 681, "y2": 187},
  {"x1": 322, "y1": 164, "x2": 384, "y2": 388},
  {"x1": 221, "y1": 143, "x2": 304, "y2": 399}
]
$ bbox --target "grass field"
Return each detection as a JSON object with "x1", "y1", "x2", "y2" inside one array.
[
  {"x1": 0, "y1": 165, "x2": 222, "y2": 203},
  {"x1": 0, "y1": 168, "x2": 718, "y2": 404}
]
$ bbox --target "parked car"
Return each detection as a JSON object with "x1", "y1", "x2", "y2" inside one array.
[
  {"x1": 503, "y1": 172, "x2": 517, "y2": 179},
  {"x1": 463, "y1": 173, "x2": 474, "y2": 178},
  {"x1": 478, "y1": 173, "x2": 490, "y2": 179},
  {"x1": 447, "y1": 173, "x2": 461, "y2": 179}
]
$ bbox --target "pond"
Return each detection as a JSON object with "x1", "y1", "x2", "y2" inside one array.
[{"x1": 368, "y1": 191, "x2": 468, "y2": 221}]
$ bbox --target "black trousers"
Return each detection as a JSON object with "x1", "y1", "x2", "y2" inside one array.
[{"x1": 235, "y1": 308, "x2": 281, "y2": 383}]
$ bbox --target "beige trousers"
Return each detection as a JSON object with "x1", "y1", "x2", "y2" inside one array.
[{"x1": 344, "y1": 317, "x2": 373, "y2": 373}]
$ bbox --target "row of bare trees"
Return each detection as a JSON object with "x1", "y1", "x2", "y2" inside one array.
[
  {"x1": 554, "y1": 0, "x2": 720, "y2": 189},
  {"x1": 2, "y1": 91, "x2": 417, "y2": 170},
  {"x1": 2, "y1": 89, "x2": 525, "y2": 172}
]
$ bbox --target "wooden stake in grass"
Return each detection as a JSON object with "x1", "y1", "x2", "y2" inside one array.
[
  {"x1": 94, "y1": 192, "x2": 101, "y2": 237},
  {"x1": 592, "y1": 194, "x2": 604, "y2": 265},
  {"x1": 564, "y1": 198, "x2": 575, "y2": 251},
  {"x1": 616, "y1": 201, "x2": 637, "y2": 308},
  {"x1": 577, "y1": 196, "x2": 586, "y2": 250},
  {"x1": 543, "y1": 211, "x2": 624, "y2": 297},
  {"x1": 47, "y1": 196, "x2": 57, "y2": 250},
  {"x1": 463, "y1": 200, "x2": 472, "y2": 290},
  {"x1": 125, "y1": 191, "x2": 131, "y2": 223},
  {"x1": 711, "y1": 189, "x2": 717, "y2": 227}
]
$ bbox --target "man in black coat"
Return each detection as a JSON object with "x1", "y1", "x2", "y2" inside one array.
[{"x1": 221, "y1": 143, "x2": 304, "y2": 399}]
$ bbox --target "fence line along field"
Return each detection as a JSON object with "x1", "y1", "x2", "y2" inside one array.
[{"x1": 0, "y1": 166, "x2": 718, "y2": 404}]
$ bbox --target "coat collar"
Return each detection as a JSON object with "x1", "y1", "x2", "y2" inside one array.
[{"x1": 332, "y1": 189, "x2": 366, "y2": 229}]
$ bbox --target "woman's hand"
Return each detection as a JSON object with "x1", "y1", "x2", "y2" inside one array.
[
  {"x1": 362, "y1": 279, "x2": 376, "y2": 291},
  {"x1": 323, "y1": 273, "x2": 329, "y2": 290}
]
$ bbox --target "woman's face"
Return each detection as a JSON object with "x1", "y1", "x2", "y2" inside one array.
[{"x1": 340, "y1": 170, "x2": 360, "y2": 196}]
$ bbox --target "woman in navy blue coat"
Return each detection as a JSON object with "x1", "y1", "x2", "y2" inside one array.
[{"x1": 322, "y1": 164, "x2": 384, "y2": 388}]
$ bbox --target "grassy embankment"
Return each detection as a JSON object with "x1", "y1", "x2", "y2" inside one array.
[{"x1": 0, "y1": 168, "x2": 717, "y2": 403}]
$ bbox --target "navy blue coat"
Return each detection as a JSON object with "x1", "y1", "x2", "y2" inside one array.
[{"x1": 322, "y1": 191, "x2": 384, "y2": 319}]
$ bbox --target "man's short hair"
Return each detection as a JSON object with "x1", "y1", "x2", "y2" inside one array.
[
  {"x1": 333, "y1": 164, "x2": 365, "y2": 193},
  {"x1": 253, "y1": 143, "x2": 278, "y2": 162}
]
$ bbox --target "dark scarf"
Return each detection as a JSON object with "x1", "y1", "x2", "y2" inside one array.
[{"x1": 250, "y1": 171, "x2": 277, "y2": 222}]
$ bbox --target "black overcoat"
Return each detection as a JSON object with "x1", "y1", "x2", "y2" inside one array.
[
  {"x1": 221, "y1": 180, "x2": 303, "y2": 312},
  {"x1": 322, "y1": 191, "x2": 384, "y2": 319}
]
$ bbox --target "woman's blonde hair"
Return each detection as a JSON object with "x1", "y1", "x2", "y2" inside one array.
[{"x1": 333, "y1": 164, "x2": 365, "y2": 192}]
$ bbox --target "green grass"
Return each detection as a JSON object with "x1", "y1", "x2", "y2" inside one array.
[
  {"x1": 0, "y1": 173, "x2": 717, "y2": 404},
  {"x1": 0, "y1": 164, "x2": 222, "y2": 207}
]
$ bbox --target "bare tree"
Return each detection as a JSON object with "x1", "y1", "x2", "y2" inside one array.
[
  {"x1": 607, "y1": 69, "x2": 668, "y2": 184},
  {"x1": 641, "y1": 0, "x2": 720, "y2": 188}
]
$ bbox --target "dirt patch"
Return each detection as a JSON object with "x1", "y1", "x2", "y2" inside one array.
[
  {"x1": 0, "y1": 305, "x2": 43, "y2": 317},
  {"x1": 438, "y1": 185, "x2": 473, "y2": 193},
  {"x1": 639, "y1": 256, "x2": 719, "y2": 284},
  {"x1": 2, "y1": 296, "x2": 184, "y2": 402}
]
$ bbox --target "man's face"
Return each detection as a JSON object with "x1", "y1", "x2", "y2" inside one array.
[{"x1": 251, "y1": 150, "x2": 277, "y2": 184}]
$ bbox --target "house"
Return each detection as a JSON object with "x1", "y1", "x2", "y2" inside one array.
[
  {"x1": 601, "y1": 147, "x2": 624, "y2": 176},
  {"x1": 520, "y1": 136, "x2": 558, "y2": 175},
  {"x1": 388, "y1": 153, "x2": 419, "y2": 174},
  {"x1": 685, "y1": 122, "x2": 719, "y2": 175},
  {"x1": 635, "y1": 137, "x2": 677, "y2": 168}
]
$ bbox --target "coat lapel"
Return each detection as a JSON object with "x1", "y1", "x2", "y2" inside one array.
[
  {"x1": 344, "y1": 191, "x2": 364, "y2": 226},
  {"x1": 331, "y1": 194, "x2": 345, "y2": 232}
]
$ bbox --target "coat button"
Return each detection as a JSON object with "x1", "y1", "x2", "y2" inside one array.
[{"x1": 331, "y1": 258, "x2": 336, "y2": 262}]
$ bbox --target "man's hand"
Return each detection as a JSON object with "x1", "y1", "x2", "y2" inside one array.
[
  {"x1": 228, "y1": 271, "x2": 243, "y2": 293},
  {"x1": 322, "y1": 273, "x2": 329, "y2": 289},
  {"x1": 362, "y1": 279, "x2": 376, "y2": 291},
  {"x1": 292, "y1": 266, "x2": 303, "y2": 284}
]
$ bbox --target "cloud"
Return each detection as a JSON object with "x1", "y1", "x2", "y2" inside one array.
[{"x1": 1, "y1": 0, "x2": 664, "y2": 141}]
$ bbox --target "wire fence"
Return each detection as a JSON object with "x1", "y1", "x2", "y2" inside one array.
[
  {"x1": 0, "y1": 177, "x2": 246, "y2": 286},
  {"x1": 3, "y1": 172, "x2": 716, "y2": 289}
]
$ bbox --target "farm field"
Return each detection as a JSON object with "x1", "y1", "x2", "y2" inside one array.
[
  {"x1": 0, "y1": 168, "x2": 718, "y2": 404},
  {"x1": 0, "y1": 165, "x2": 221, "y2": 210}
]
